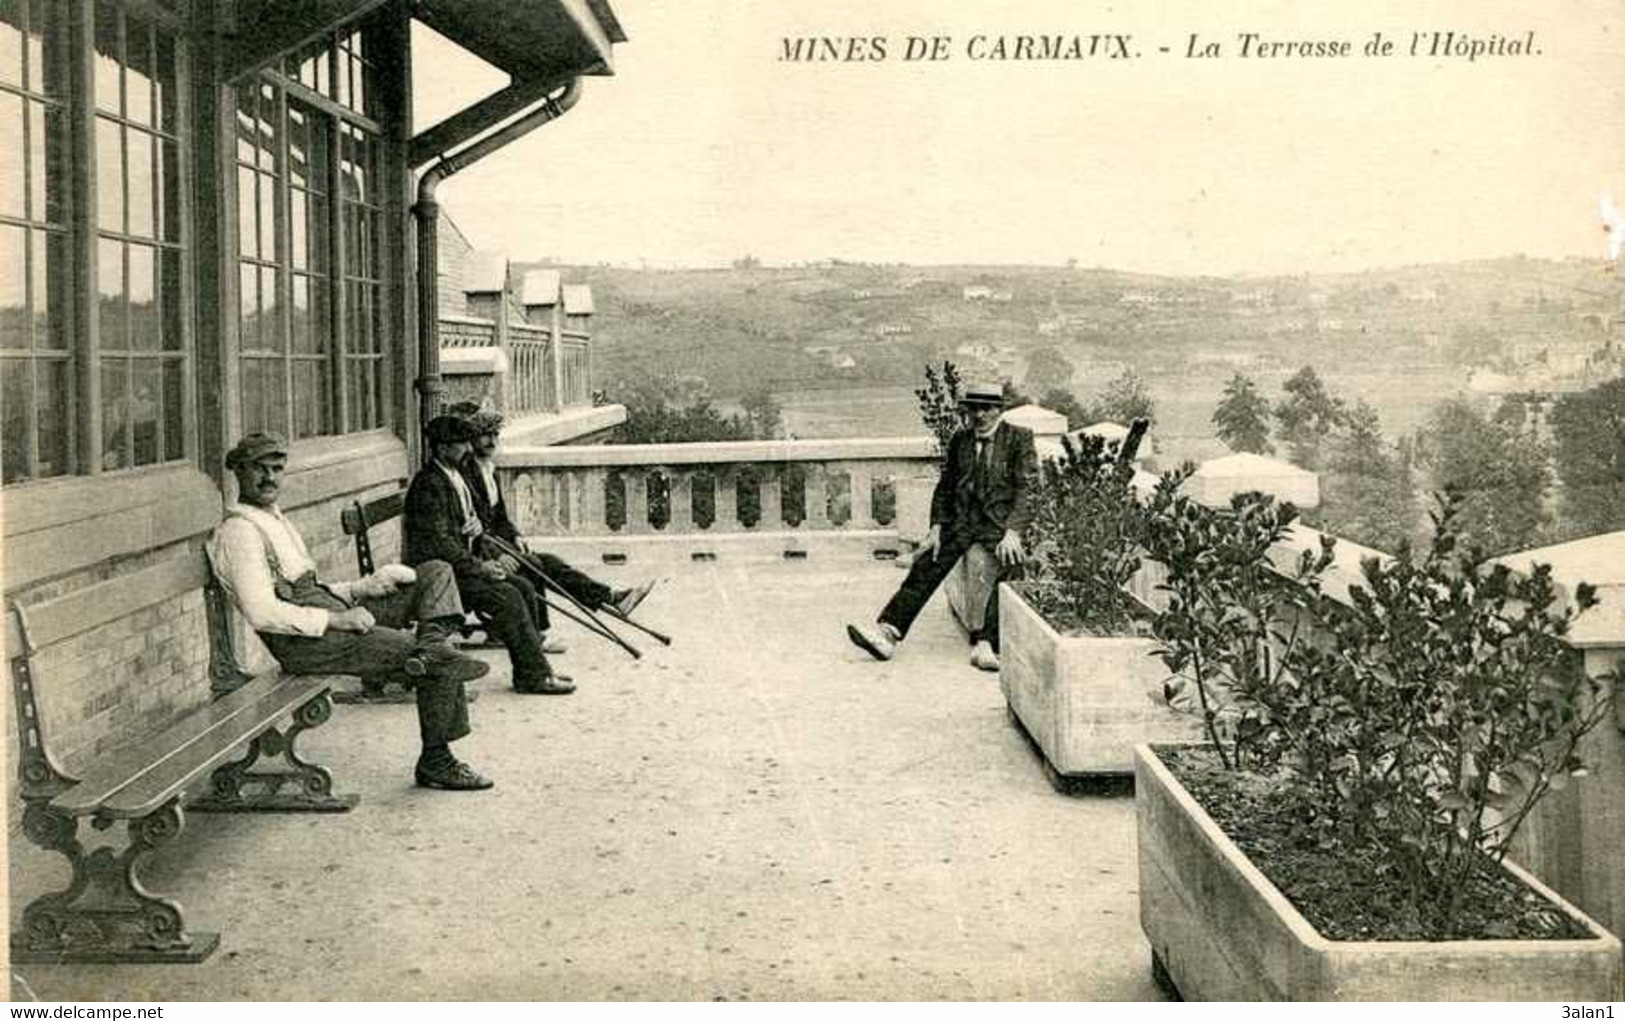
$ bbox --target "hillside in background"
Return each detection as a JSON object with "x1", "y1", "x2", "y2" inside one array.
[{"x1": 517, "y1": 257, "x2": 1625, "y2": 457}]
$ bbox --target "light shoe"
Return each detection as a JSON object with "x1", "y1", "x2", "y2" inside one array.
[
  {"x1": 541, "y1": 633, "x2": 568, "y2": 654},
  {"x1": 612, "y1": 579, "x2": 658, "y2": 618},
  {"x1": 847, "y1": 622, "x2": 899, "y2": 661},
  {"x1": 969, "y1": 640, "x2": 1000, "y2": 672}
]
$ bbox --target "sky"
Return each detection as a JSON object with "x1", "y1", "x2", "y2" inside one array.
[{"x1": 413, "y1": 0, "x2": 1625, "y2": 277}]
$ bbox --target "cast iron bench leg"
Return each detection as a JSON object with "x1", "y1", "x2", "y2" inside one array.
[
  {"x1": 189, "y1": 694, "x2": 358, "y2": 813},
  {"x1": 11, "y1": 800, "x2": 219, "y2": 963}
]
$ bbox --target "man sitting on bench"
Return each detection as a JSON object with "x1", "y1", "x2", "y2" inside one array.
[
  {"x1": 208, "y1": 432, "x2": 496, "y2": 792},
  {"x1": 405, "y1": 415, "x2": 575, "y2": 695},
  {"x1": 447, "y1": 400, "x2": 656, "y2": 631}
]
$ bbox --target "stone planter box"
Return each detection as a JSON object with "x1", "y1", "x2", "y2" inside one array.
[
  {"x1": 999, "y1": 584, "x2": 1201, "y2": 777},
  {"x1": 1135, "y1": 744, "x2": 1625, "y2": 1001}
]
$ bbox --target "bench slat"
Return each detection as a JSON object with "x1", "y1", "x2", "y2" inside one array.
[
  {"x1": 342, "y1": 491, "x2": 405, "y2": 535},
  {"x1": 51, "y1": 673, "x2": 331, "y2": 819}
]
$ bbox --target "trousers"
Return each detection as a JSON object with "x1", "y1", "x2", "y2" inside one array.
[
  {"x1": 454, "y1": 569, "x2": 556, "y2": 686},
  {"x1": 879, "y1": 529, "x2": 1024, "y2": 651},
  {"x1": 259, "y1": 561, "x2": 472, "y2": 747},
  {"x1": 529, "y1": 551, "x2": 614, "y2": 608}
]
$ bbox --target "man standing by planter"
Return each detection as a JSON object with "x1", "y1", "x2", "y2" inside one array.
[{"x1": 847, "y1": 380, "x2": 1036, "y2": 671}]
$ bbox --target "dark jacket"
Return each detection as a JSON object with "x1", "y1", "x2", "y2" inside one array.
[
  {"x1": 460, "y1": 457, "x2": 521, "y2": 545},
  {"x1": 930, "y1": 420, "x2": 1037, "y2": 543},
  {"x1": 404, "y1": 461, "x2": 485, "y2": 577}
]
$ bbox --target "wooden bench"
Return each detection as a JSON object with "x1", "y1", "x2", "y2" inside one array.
[{"x1": 8, "y1": 550, "x2": 354, "y2": 964}]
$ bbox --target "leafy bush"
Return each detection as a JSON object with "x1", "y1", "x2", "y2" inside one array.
[
  {"x1": 1144, "y1": 479, "x2": 1333, "y2": 767},
  {"x1": 914, "y1": 360, "x2": 962, "y2": 468},
  {"x1": 1023, "y1": 430, "x2": 1160, "y2": 636},
  {"x1": 1149, "y1": 487, "x2": 1616, "y2": 930}
]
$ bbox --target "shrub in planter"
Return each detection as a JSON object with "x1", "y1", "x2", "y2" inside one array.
[
  {"x1": 1139, "y1": 489, "x2": 1622, "y2": 998},
  {"x1": 1001, "y1": 428, "x2": 1200, "y2": 777}
]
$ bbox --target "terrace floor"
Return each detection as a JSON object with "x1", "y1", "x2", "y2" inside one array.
[{"x1": 9, "y1": 553, "x2": 1162, "y2": 1002}]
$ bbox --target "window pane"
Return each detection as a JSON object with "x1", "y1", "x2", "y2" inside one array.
[
  {"x1": 257, "y1": 167, "x2": 274, "y2": 258},
  {"x1": 0, "y1": 90, "x2": 21, "y2": 220},
  {"x1": 290, "y1": 273, "x2": 310, "y2": 351},
  {"x1": 158, "y1": 136, "x2": 180, "y2": 240},
  {"x1": 1, "y1": 357, "x2": 28, "y2": 481},
  {"x1": 127, "y1": 243, "x2": 155, "y2": 349},
  {"x1": 126, "y1": 128, "x2": 153, "y2": 237},
  {"x1": 261, "y1": 266, "x2": 281, "y2": 352},
  {"x1": 93, "y1": 1, "x2": 119, "y2": 115},
  {"x1": 131, "y1": 357, "x2": 158, "y2": 465},
  {"x1": 160, "y1": 246, "x2": 182, "y2": 350},
  {"x1": 0, "y1": 224, "x2": 22, "y2": 349},
  {"x1": 257, "y1": 81, "x2": 278, "y2": 163},
  {"x1": 309, "y1": 193, "x2": 328, "y2": 271},
  {"x1": 155, "y1": 31, "x2": 175, "y2": 133},
  {"x1": 162, "y1": 357, "x2": 183, "y2": 460},
  {"x1": 310, "y1": 277, "x2": 328, "y2": 353},
  {"x1": 287, "y1": 105, "x2": 308, "y2": 189},
  {"x1": 0, "y1": 1, "x2": 21, "y2": 87},
  {"x1": 98, "y1": 237, "x2": 123, "y2": 348},
  {"x1": 236, "y1": 165, "x2": 255, "y2": 258},
  {"x1": 100, "y1": 357, "x2": 129, "y2": 469},
  {"x1": 238, "y1": 261, "x2": 257, "y2": 348},
  {"x1": 289, "y1": 188, "x2": 306, "y2": 269},
  {"x1": 124, "y1": 18, "x2": 152, "y2": 126},
  {"x1": 95, "y1": 118, "x2": 122, "y2": 231},
  {"x1": 293, "y1": 358, "x2": 329, "y2": 438},
  {"x1": 235, "y1": 89, "x2": 256, "y2": 164},
  {"x1": 241, "y1": 356, "x2": 265, "y2": 433},
  {"x1": 36, "y1": 353, "x2": 66, "y2": 476}
]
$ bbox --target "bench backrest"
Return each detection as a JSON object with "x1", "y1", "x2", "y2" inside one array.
[
  {"x1": 8, "y1": 550, "x2": 211, "y2": 802},
  {"x1": 341, "y1": 487, "x2": 407, "y2": 577}
]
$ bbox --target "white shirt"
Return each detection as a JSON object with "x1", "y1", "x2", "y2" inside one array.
[
  {"x1": 437, "y1": 460, "x2": 483, "y2": 539},
  {"x1": 206, "y1": 503, "x2": 361, "y2": 637},
  {"x1": 475, "y1": 457, "x2": 500, "y2": 507}
]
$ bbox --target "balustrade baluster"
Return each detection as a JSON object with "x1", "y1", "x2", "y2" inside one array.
[
  {"x1": 626, "y1": 471, "x2": 652, "y2": 533},
  {"x1": 759, "y1": 471, "x2": 782, "y2": 530},
  {"x1": 669, "y1": 469, "x2": 694, "y2": 533},
  {"x1": 715, "y1": 470, "x2": 739, "y2": 529},
  {"x1": 582, "y1": 467, "x2": 608, "y2": 534},
  {"x1": 849, "y1": 467, "x2": 873, "y2": 528},
  {"x1": 805, "y1": 464, "x2": 831, "y2": 529}
]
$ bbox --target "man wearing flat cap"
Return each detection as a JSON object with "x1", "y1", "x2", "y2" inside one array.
[
  {"x1": 405, "y1": 414, "x2": 574, "y2": 695},
  {"x1": 847, "y1": 380, "x2": 1036, "y2": 671},
  {"x1": 446, "y1": 400, "x2": 656, "y2": 631},
  {"x1": 208, "y1": 432, "x2": 495, "y2": 791}
]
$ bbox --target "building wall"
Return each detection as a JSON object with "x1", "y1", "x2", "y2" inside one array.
[{"x1": 4, "y1": 1, "x2": 422, "y2": 826}]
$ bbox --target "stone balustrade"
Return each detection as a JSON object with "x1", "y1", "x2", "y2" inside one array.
[{"x1": 497, "y1": 437, "x2": 940, "y2": 560}]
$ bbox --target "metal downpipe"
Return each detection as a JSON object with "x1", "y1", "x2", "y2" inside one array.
[{"x1": 411, "y1": 79, "x2": 584, "y2": 456}]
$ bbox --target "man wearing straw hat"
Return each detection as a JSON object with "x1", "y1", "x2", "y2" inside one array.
[{"x1": 846, "y1": 380, "x2": 1036, "y2": 671}]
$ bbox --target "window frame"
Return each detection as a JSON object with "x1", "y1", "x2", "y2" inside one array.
[
  {"x1": 230, "y1": 17, "x2": 391, "y2": 444},
  {"x1": 1, "y1": 0, "x2": 195, "y2": 488}
]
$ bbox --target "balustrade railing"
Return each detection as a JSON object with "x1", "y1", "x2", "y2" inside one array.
[
  {"x1": 497, "y1": 438, "x2": 939, "y2": 542},
  {"x1": 508, "y1": 332, "x2": 555, "y2": 414}
]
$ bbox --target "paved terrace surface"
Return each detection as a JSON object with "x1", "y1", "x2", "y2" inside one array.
[{"x1": 10, "y1": 555, "x2": 1160, "y2": 1001}]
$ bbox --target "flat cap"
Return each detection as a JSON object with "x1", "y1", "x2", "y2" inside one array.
[
  {"x1": 958, "y1": 380, "x2": 1004, "y2": 407},
  {"x1": 424, "y1": 414, "x2": 480, "y2": 446},
  {"x1": 224, "y1": 432, "x2": 288, "y2": 469}
]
